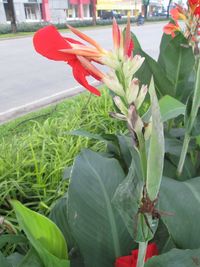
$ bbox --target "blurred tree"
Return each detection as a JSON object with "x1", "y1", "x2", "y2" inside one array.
[
  {"x1": 167, "y1": 0, "x2": 172, "y2": 18},
  {"x1": 91, "y1": 0, "x2": 97, "y2": 25},
  {"x1": 7, "y1": 0, "x2": 17, "y2": 33},
  {"x1": 143, "y1": 0, "x2": 150, "y2": 18}
]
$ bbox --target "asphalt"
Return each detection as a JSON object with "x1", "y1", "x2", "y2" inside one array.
[{"x1": 0, "y1": 21, "x2": 166, "y2": 124}]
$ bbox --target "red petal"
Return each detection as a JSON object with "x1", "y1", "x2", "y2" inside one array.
[
  {"x1": 33, "y1": 25, "x2": 76, "y2": 61},
  {"x1": 64, "y1": 37, "x2": 83, "y2": 45},
  {"x1": 115, "y1": 255, "x2": 132, "y2": 267},
  {"x1": 70, "y1": 60, "x2": 101, "y2": 96},
  {"x1": 145, "y1": 243, "x2": 159, "y2": 260},
  {"x1": 127, "y1": 39, "x2": 134, "y2": 57}
]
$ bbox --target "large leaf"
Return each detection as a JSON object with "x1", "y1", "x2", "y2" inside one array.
[
  {"x1": 112, "y1": 160, "x2": 142, "y2": 239},
  {"x1": 159, "y1": 95, "x2": 185, "y2": 122},
  {"x1": 12, "y1": 201, "x2": 70, "y2": 267},
  {"x1": 67, "y1": 149, "x2": 133, "y2": 267},
  {"x1": 0, "y1": 252, "x2": 12, "y2": 267},
  {"x1": 146, "y1": 78, "x2": 164, "y2": 201},
  {"x1": 145, "y1": 247, "x2": 200, "y2": 267},
  {"x1": 186, "y1": 61, "x2": 200, "y2": 134},
  {"x1": 160, "y1": 177, "x2": 200, "y2": 249},
  {"x1": 18, "y1": 248, "x2": 44, "y2": 267},
  {"x1": 49, "y1": 194, "x2": 85, "y2": 267},
  {"x1": 49, "y1": 194, "x2": 75, "y2": 250},
  {"x1": 131, "y1": 32, "x2": 173, "y2": 97},
  {"x1": 158, "y1": 32, "x2": 195, "y2": 100},
  {"x1": 7, "y1": 253, "x2": 24, "y2": 267}
]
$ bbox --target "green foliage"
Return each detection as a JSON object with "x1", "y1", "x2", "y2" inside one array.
[
  {"x1": 145, "y1": 247, "x2": 200, "y2": 267},
  {"x1": 158, "y1": 33, "x2": 195, "y2": 101},
  {"x1": 146, "y1": 78, "x2": 164, "y2": 201},
  {"x1": 160, "y1": 177, "x2": 200, "y2": 249},
  {"x1": 67, "y1": 149, "x2": 134, "y2": 267},
  {"x1": 0, "y1": 90, "x2": 121, "y2": 220},
  {"x1": 12, "y1": 200, "x2": 69, "y2": 267},
  {"x1": 159, "y1": 95, "x2": 185, "y2": 122}
]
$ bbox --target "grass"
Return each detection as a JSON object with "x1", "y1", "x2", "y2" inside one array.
[
  {"x1": 0, "y1": 90, "x2": 125, "y2": 224},
  {"x1": 0, "y1": 18, "x2": 168, "y2": 39}
]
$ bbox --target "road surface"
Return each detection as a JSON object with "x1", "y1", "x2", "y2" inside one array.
[{"x1": 0, "y1": 21, "x2": 166, "y2": 123}]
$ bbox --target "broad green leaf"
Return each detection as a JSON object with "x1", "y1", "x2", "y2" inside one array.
[
  {"x1": 186, "y1": 61, "x2": 200, "y2": 134},
  {"x1": 112, "y1": 160, "x2": 142, "y2": 239},
  {"x1": 18, "y1": 248, "x2": 44, "y2": 267},
  {"x1": 160, "y1": 177, "x2": 200, "y2": 249},
  {"x1": 68, "y1": 149, "x2": 133, "y2": 267},
  {"x1": 49, "y1": 194, "x2": 75, "y2": 251},
  {"x1": 112, "y1": 160, "x2": 154, "y2": 243},
  {"x1": 7, "y1": 253, "x2": 24, "y2": 267},
  {"x1": 158, "y1": 32, "x2": 195, "y2": 100},
  {"x1": 159, "y1": 95, "x2": 185, "y2": 122},
  {"x1": 12, "y1": 200, "x2": 69, "y2": 267},
  {"x1": 0, "y1": 252, "x2": 12, "y2": 267},
  {"x1": 131, "y1": 32, "x2": 173, "y2": 97},
  {"x1": 146, "y1": 78, "x2": 164, "y2": 201},
  {"x1": 145, "y1": 247, "x2": 200, "y2": 267}
]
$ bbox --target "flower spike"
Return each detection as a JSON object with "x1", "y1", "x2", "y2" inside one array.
[
  {"x1": 112, "y1": 18, "x2": 120, "y2": 50},
  {"x1": 124, "y1": 16, "x2": 132, "y2": 57},
  {"x1": 67, "y1": 24, "x2": 105, "y2": 53}
]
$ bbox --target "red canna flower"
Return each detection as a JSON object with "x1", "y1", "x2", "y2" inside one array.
[
  {"x1": 33, "y1": 20, "x2": 134, "y2": 96},
  {"x1": 170, "y1": 6, "x2": 186, "y2": 20},
  {"x1": 188, "y1": 0, "x2": 200, "y2": 15},
  {"x1": 163, "y1": 21, "x2": 181, "y2": 38},
  {"x1": 115, "y1": 243, "x2": 158, "y2": 267},
  {"x1": 33, "y1": 25, "x2": 105, "y2": 96}
]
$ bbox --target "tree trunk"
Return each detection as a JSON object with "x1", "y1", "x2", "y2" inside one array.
[
  {"x1": 167, "y1": 0, "x2": 172, "y2": 18},
  {"x1": 92, "y1": 0, "x2": 97, "y2": 25},
  {"x1": 144, "y1": 5, "x2": 148, "y2": 18},
  {"x1": 7, "y1": 0, "x2": 17, "y2": 33}
]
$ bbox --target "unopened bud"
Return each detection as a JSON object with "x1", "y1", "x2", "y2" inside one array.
[
  {"x1": 130, "y1": 55, "x2": 145, "y2": 75},
  {"x1": 113, "y1": 96, "x2": 128, "y2": 116},
  {"x1": 103, "y1": 72, "x2": 125, "y2": 97},
  {"x1": 126, "y1": 78, "x2": 139, "y2": 104},
  {"x1": 135, "y1": 84, "x2": 148, "y2": 109},
  {"x1": 109, "y1": 112, "x2": 127, "y2": 120}
]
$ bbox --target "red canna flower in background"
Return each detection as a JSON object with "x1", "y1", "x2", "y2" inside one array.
[
  {"x1": 170, "y1": 6, "x2": 186, "y2": 20},
  {"x1": 33, "y1": 25, "x2": 105, "y2": 96},
  {"x1": 115, "y1": 243, "x2": 158, "y2": 267},
  {"x1": 188, "y1": 0, "x2": 200, "y2": 15},
  {"x1": 163, "y1": 21, "x2": 181, "y2": 38},
  {"x1": 33, "y1": 18, "x2": 134, "y2": 96}
]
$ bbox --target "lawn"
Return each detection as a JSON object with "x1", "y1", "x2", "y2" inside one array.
[{"x1": 0, "y1": 90, "x2": 125, "y2": 223}]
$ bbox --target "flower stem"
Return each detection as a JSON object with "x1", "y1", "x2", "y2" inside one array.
[
  {"x1": 177, "y1": 133, "x2": 190, "y2": 177},
  {"x1": 136, "y1": 241, "x2": 148, "y2": 267}
]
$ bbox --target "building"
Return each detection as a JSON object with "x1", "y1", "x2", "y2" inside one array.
[
  {"x1": 0, "y1": 0, "x2": 92, "y2": 23},
  {"x1": 96, "y1": 0, "x2": 142, "y2": 16},
  {"x1": 0, "y1": 0, "x2": 165, "y2": 24}
]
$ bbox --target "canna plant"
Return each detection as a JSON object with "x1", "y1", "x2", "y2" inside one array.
[{"x1": 5, "y1": 1, "x2": 200, "y2": 266}]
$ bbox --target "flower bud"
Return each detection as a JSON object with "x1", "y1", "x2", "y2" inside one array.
[
  {"x1": 113, "y1": 96, "x2": 128, "y2": 116},
  {"x1": 126, "y1": 78, "x2": 139, "y2": 104},
  {"x1": 103, "y1": 72, "x2": 125, "y2": 97},
  {"x1": 135, "y1": 84, "x2": 148, "y2": 109}
]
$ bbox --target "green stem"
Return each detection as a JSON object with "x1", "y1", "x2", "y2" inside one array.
[
  {"x1": 177, "y1": 133, "x2": 191, "y2": 177},
  {"x1": 136, "y1": 241, "x2": 148, "y2": 267},
  {"x1": 137, "y1": 133, "x2": 147, "y2": 181}
]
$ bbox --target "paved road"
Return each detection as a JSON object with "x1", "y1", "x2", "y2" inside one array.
[{"x1": 0, "y1": 21, "x2": 166, "y2": 122}]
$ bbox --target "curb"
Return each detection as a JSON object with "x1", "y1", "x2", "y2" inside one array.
[{"x1": 0, "y1": 81, "x2": 100, "y2": 125}]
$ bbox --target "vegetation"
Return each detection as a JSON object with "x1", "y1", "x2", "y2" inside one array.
[
  {"x1": 0, "y1": 17, "x2": 168, "y2": 35},
  {"x1": 0, "y1": 90, "x2": 124, "y2": 222}
]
